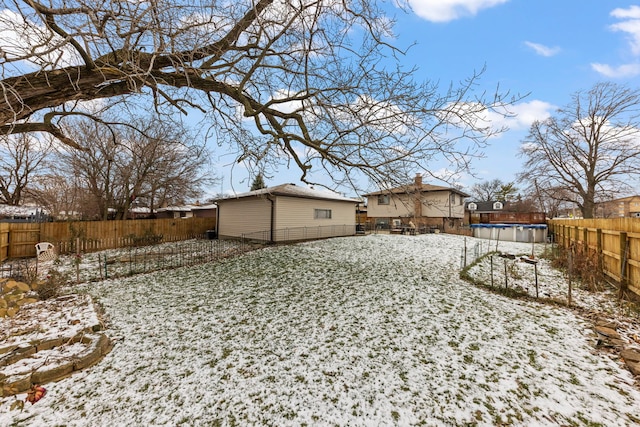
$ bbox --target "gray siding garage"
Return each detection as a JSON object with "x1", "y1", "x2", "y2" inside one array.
[{"x1": 216, "y1": 184, "x2": 358, "y2": 242}]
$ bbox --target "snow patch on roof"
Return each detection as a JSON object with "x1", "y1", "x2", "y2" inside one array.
[
  {"x1": 0, "y1": 204, "x2": 48, "y2": 217},
  {"x1": 219, "y1": 183, "x2": 359, "y2": 203}
]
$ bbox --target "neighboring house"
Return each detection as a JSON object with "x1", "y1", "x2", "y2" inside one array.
[
  {"x1": 215, "y1": 184, "x2": 358, "y2": 242},
  {"x1": 128, "y1": 206, "x2": 154, "y2": 219},
  {"x1": 595, "y1": 195, "x2": 640, "y2": 218},
  {"x1": 363, "y1": 174, "x2": 469, "y2": 232},
  {"x1": 156, "y1": 203, "x2": 217, "y2": 219},
  {"x1": 192, "y1": 204, "x2": 217, "y2": 218},
  {"x1": 0, "y1": 204, "x2": 50, "y2": 222},
  {"x1": 156, "y1": 205, "x2": 195, "y2": 219},
  {"x1": 465, "y1": 201, "x2": 547, "y2": 243},
  {"x1": 465, "y1": 201, "x2": 546, "y2": 224}
]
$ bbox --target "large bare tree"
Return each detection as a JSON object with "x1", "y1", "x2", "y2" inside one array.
[
  {"x1": 1, "y1": 0, "x2": 517, "y2": 191},
  {"x1": 0, "y1": 133, "x2": 51, "y2": 205},
  {"x1": 469, "y1": 178, "x2": 503, "y2": 202},
  {"x1": 53, "y1": 116, "x2": 211, "y2": 219},
  {"x1": 519, "y1": 82, "x2": 640, "y2": 218}
]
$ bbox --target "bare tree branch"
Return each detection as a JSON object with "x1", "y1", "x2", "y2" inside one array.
[
  {"x1": 518, "y1": 82, "x2": 640, "y2": 218},
  {"x1": 2, "y1": 0, "x2": 520, "y2": 192}
]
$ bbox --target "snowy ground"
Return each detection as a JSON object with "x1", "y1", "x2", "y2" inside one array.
[{"x1": 2, "y1": 233, "x2": 640, "y2": 426}]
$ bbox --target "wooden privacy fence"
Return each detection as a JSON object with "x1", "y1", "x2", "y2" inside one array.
[
  {"x1": 0, "y1": 223, "x2": 9, "y2": 261},
  {"x1": 548, "y1": 218, "x2": 640, "y2": 298},
  {"x1": 0, "y1": 217, "x2": 216, "y2": 260}
]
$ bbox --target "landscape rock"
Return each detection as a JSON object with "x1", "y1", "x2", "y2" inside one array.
[
  {"x1": 15, "y1": 282, "x2": 30, "y2": 293},
  {"x1": 626, "y1": 360, "x2": 640, "y2": 376},
  {"x1": 621, "y1": 348, "x2": 640, "y2": 364},
  {"x1": 595, "y1": 326, "x2": 622, "y2": 340},
  {"x1": 1, "y1": 374, "x2": 31, "y2": 397},
  {"x1": 0, "y1": 276, "x2": 39, "y2": 317},
  {"x1": 595, "y1": 319, "x2": 618, "y2": 329}
]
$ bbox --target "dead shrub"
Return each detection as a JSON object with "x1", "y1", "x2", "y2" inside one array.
[
  {"x1": 550, "y1": 245, "x2": 604, "y2": 292},
  {"x1": 36, "y1": 270, "x2": 68, "y2": 300}
]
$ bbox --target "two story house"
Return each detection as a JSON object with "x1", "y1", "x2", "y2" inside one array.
[
  {"x1": 595, "y1": 195, "x2": 640, "y2": 218},
  {"x1": 363, "y1": 174, "x2": 469, "y2": 233}
]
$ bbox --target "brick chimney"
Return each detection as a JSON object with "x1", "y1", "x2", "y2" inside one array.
[{"x1": 414, "y1": 173, "x2": 422, "y2": 219}]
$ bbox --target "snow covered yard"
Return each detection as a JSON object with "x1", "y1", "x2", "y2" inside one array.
[{"x1": 2, "y1": 233, "x2": 640, "y2": 426}]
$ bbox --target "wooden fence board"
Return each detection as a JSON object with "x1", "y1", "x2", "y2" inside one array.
[
  {"x1": 8, "y1": 223, "x2": 41, "y2": 258},
  {"x1": 0, "y1": 223, "x2": 8, "y2": 262},
  {"x1": 629, "y1": 233, "x2": 640, "y2": 296},
  {"x1": 0, "y1": 217, "x2": 216, "y2": 260},
  {"x1": 549, "y1": 218, "x2": 640, "y2": 298}
]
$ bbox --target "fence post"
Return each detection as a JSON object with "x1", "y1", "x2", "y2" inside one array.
[
  {"x1": 568, "y1": 248, "x2": 573, "y2": 306},
  {"x1": 464, "y1": 237, "x2": 467, "y2": 268},
  {"x1": 504, "y1": 259, "x2": 508, "y2": 290},
  {"x1": 75, "y1": 240, "x2": 80, "y2": 284},
  {"x1": 596, "y1": 228, "x2": 603, "y2": 273},
  {"x1": 490, "y1": 256, "x2": 494, "y2": 287},
  {"x1": 620, "y1": 232, "x2": 629, "y2": 298},
  {"x1": 534, "y1": 262, "x2": 539, "y2": 298}
]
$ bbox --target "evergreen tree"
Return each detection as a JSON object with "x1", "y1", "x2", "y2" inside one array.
[{"x1": 250, "y1": 174, "x2": 266, "y2": 191}]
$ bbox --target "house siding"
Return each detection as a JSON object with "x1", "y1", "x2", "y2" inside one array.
[
  {"x1": 367, "y1": 191, "x2": 465, "y2": 219},
  {"x1": 272, "y1": 197, "x2": 356, "y2": 241},
  {"x1": 218, "y1": 197, "x2": 272, "y2": 239},
  {"x1": 595, "y1": 196, "x2": 640, "y2": 218},
  {"x1": 366, "y1": 194, "x2": 413, "y2": 218},
  {"x1": 421, "y1": 191, "x2": 465, "y2": 219},
  {"x1": 218, "y1": 193, "x2": 356, "y2": 242}
]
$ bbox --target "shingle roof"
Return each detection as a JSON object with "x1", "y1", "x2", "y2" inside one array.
[
  {"x1": 363, "y1": 184, "x2": 469, "y2": 197},
  {"x1": 216, "y1": 184, "x2": 359, "y2": 203}
]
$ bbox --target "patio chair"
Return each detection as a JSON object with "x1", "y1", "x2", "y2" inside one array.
[{"x1": 35, "y1": 242, "x2": 56, "y2": 261}]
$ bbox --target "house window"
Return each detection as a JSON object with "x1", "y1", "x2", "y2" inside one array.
[
  {"x1": 377, "y1": 194, "x2": 390, "y2": 205},
  {"x1": 493, "y1": 201, "x2": 503, "y2": 210},
  {"x1": 468, "y1": 202, "x2": 477, "y2": 211},
  {"x1": 314, "y1": 209, "x2": 332, "y2": 219}
]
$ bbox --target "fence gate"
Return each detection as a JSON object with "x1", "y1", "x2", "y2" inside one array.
[{"x1": 7, "y1": 223, "x2": 40, "y2": 258}]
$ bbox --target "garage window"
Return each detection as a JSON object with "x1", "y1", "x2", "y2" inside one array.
[{"x1": 314, "y1": 209, "x2": 332, "y2": 219}]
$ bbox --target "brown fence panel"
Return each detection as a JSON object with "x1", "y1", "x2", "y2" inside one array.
[
  {"x1": 601, "y1": 230, "x2": 622, "y2": 282},
  {"x1": 629, "y1": 232, "x2": 640, "y2": 296},
  {"x1": 1, "y1": 217, "x2": 216, "y2": 259},
  {"x1": 549, "y1": 218, "x2": 640, "y2": 297},
  {"x1": 8, "y1": 223, "x2": 41, "y2": 258},
  {"x1": 0, "y1": 223, "x2": 9, "y2": 262}
]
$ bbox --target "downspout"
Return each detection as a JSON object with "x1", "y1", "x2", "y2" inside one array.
[
  {"x1": 215, "y1": 202, "x2": 219, "y2": 238},
  {"x1": 267, "y1": 196, "x2": 275, "y2": 243}
]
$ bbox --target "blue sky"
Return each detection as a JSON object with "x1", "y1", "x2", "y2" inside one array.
[
  {"x1": 391, "y1": 0, "x2": 640, "y2": 190},
  {"x1": 212, "y1": 1, "x2": 640, "y2": 198}
]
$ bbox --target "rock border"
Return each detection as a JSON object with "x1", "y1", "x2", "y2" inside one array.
[{"x1": 0, "y1": 331, "x2": 113, "y2": 396}]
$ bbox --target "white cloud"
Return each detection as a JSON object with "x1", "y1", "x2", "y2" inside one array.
[
  {"x1": 449, "y1": 100, "x2": 555, "y2": 133},
  {"x1": 609, "y1": 17, "x2": 640, "y2": 55},
  {"x1": 611, "y1": 5, "x2": 640, "y2": 19},
  {"x1": 406, "y1": 0, "x2": 509, "y2": 23},
  {"x1": 506, "y1": 100, "x2": 555, "y2": 129},
  {"x1": 591, "y1": 63, "x2": 640, "y2": 78},
  {"x1": 594, "y1": 6, "x2": 640, "y2": 78},
  {"x1": 524, "y1": 41, "x2": 561, "y2": 57}
]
